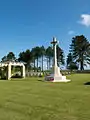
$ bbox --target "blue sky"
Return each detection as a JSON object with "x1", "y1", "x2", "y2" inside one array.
[{"x1": 0, "y1": 0, "x2": 90, "y2": 60}]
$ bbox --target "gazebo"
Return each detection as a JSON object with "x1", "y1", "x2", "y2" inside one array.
[{"x1": 0, "y1": 61, "x2": 25, "y2": 80}]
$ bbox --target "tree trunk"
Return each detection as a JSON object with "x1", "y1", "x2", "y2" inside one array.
[
  {"x1": 80, "y1": 61, "x2": 84, "y2": 71},
  {"x1": 42, "y1": 55, "x2": 43, "y2": 72},
  {"x1": 49, "y1": 57, "x2": 50, "y2": 70},
  {"x1": 80, "y1": 54, "x2": 84, "y2": 71},
  {"x1": 27, "y1": 63, "x2": 29, "y2": 72},
  {"x1": 34, "y1": 58, "x2": 35, "y2": 72},
  {"x1": 37, "y1": 57, "x2": 38, "y2": 72},
  {"x1": 47, "y1": 57, "x2": 48, "y2": 70}
]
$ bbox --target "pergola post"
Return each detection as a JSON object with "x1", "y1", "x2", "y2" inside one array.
[
  {"x1": 21, "y1": 65, "x2": 25, "y2": 78},
  {"x1": 7, "y1": 63, "x2": 11, "y2": 80},
  {"x1": 22, "y1": 65, "x2": 25, "y2": 78}
]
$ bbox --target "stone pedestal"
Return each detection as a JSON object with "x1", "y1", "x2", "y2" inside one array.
[{"x1": 45, "y1": 37, "x2": 70, "y2": 82}]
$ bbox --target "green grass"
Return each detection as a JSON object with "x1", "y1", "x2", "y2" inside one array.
[{"x1": 0, "y1": 74, "x2": 90, "y2": 120}]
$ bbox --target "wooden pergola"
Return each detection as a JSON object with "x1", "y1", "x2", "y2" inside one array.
[{"x1": 0, "y1": 61, "x2": 25, "y2": 80}]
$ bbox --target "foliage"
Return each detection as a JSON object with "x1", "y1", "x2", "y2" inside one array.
[
  {"x1": 40, "y1": 46, "x2": 45, "y2": 71},
  {"x1": 67, "y1": 62, "x2": 78, "y2": 70},
  {"x1": 7, "y1": 52, "x2": 16, "y2": 61},
  {"x1": 70, "y1": 35, "x2": 90, "y2": 70},
  {"x1": 18, "y1": 49, "x2": 32, "y2": 70},
  {"x1": 1, "y1": 52, "x2": 16, "y2": 62},
  {"x1": 66, "y1": 53, "x2": 73, "y2": 66},
  {"x1": 66, "y1": 53, "x2": 78, "y2": 70},
  {"x1": 1, "y1": 56, "x2": 7, "y2": 62},
  {"x1": 0, "y1": 66, "x2": 7, "y2": 79},
  {"x1": 31, "y1": 46, "x2": 41, "y2": 71},
  {"x1": 57, "y1": 45, "x2": 65, "y2": 66},
  {"x1": 46, "y1": 46, "x2": 53, "y2": 70},
  {"x1": 1, "y1": 35, "x2": 90, "y2": 72}
]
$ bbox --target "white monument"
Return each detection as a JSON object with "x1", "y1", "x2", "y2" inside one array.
[{"x1": 45, "y1": 37, "x2": 70, "y2": 82}]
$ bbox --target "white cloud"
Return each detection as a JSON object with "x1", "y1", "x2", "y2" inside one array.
[
  {"x1": 79, "y1": 14, "x2": 90, "y2": 27},
  {"x1": 68, "y1": 30, "x2": 75, "y2": 35}
]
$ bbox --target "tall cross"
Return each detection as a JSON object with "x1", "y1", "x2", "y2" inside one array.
[
  {"x1": 51, "y1": 37, "x2": 57, "y2": 45},
  {"x1": 51, "y1": 37, "x2": 58, "y2": 67}
]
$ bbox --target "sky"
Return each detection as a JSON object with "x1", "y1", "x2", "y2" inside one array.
[{"x1": 0, "y1": 0, "x2": 90, "y2": 60}]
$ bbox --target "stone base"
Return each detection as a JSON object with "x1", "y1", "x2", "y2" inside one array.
[{"x1": 45, "y1": 74, "x2": 70, "y2": 82}]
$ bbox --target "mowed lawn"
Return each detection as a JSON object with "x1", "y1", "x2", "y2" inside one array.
[{"x1": 0, "y1": 74, "x2": 90, "y2": 120}]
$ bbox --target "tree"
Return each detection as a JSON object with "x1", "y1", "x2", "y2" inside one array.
[
  {"x1": 31, "y1": 47, "x2": 41, "y2": 72},
  {"x1": 67, "y1": 62, "x2": 78, "y2": 71},
  {"x1": 57, "y1": 45, "x2": 65, "y2": 66},
  {"x1": 7, "y1": 52, "x2": 16, "y2": 61},
  {"x1": 45, "y1": 46, "x2": 53, "y2": 70},
  {"x1": 66, "y1": 53, "x2": 73, "y2": 66},
  {"x1": 40, "y1": 46, "x2": 45, "y2": 72},
  {"x1": 31, "y1": 48, "x2": 36, "y2": 71},
  {"x1": 67, "y1": 53, "x2": 78, "y2": 70},
  {"x1": 70, "y1": 35, "x2": 90, "y2": 70},
  {"x1": 1, "y1": 52, "x2": 16, "y2": 62},
  {"x1": 1, "y1": 56, "x2": 7, "y2": 62},
  {"x1": 18, "y1": 49, "x2": 32, "y2": 70}
]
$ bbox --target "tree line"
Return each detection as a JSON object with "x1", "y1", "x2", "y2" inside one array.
[
  {"x1": 1, "y1": 35, "x2": 90, "y2": 71},
  {"x1": 1, "y1": 45, "x2": 64, "y2": 72}
]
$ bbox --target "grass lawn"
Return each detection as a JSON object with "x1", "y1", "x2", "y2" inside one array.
[{"x1": 0, "y1": 74, "x2": 90, "y2": 120}]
